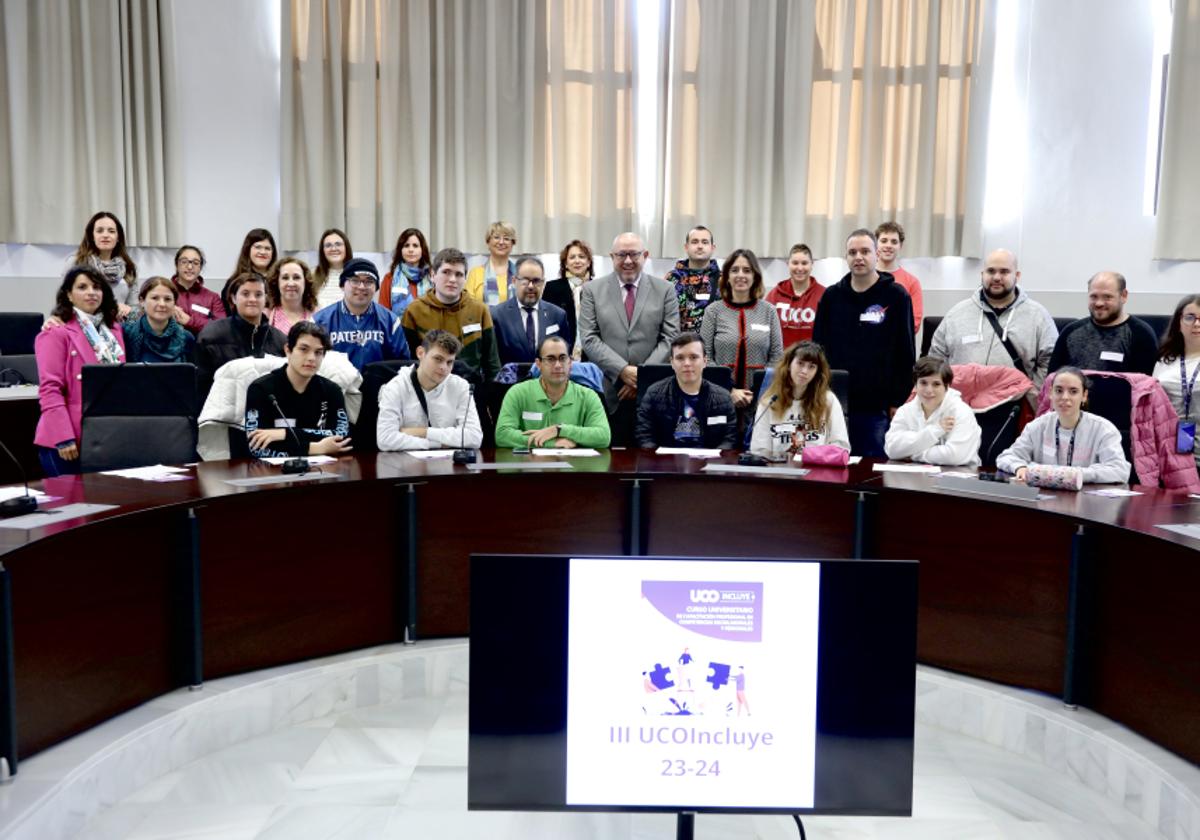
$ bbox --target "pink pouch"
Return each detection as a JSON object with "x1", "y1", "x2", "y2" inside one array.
[{"x1": 800, "y1": 445, "x2": 850, "y2": 467}]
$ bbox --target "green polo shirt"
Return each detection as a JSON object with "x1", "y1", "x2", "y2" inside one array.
[{"x1": 495, "y1": 379, "x2": 611, "y2": 449}]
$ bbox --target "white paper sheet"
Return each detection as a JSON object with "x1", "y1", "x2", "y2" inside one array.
[
  {"x1": 0, "y1": 503, "x2": 119, "y2": 529},
  {"x1": 259, "y1": 455, "x2": 337, "y2": 466},
  {"x1": 655, "y1": 447, "x2": 723, "y2": 458},
  {"x1": 871, "y1": 463, "x2": 941, "y2": 474},
  {"x1": 403, "y1": 450, "x2": 458, "y2": 460},
  {"x1": 531, "y1": 448, "x2": 602, "y2": 457},
  {"x1": 100, "y1": 464, "x2": 190, "y2": 480}
]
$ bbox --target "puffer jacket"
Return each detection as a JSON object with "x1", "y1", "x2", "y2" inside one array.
[
  {"x1": 1037, "y1": 370, "x2": 1200, "y2": 491},
  {"x1": 947, "y1": 363, "x2": 1033, "y2": 412}
]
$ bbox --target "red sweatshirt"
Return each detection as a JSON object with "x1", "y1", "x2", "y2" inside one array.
[{"x1": 764, "y1": 278, "x2": 825, "y2": 348}]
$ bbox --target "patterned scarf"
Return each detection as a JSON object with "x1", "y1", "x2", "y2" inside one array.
[
  {"x1": 125, "y1": 314, "x2": 190, "y2": 363},
  {"x1": 88, "y1": 254, "x2": 128, "y2": 287},
  {"x1": 400, "y1": 262, "x2": 431, "y2": 297},
  {"x1": 74, "y1": 307, "x2": 124, "y2": 365}
]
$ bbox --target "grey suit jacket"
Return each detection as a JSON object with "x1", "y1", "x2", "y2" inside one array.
[{"x1": 579, "y1": 271, "x2": 680, "y2": 410}]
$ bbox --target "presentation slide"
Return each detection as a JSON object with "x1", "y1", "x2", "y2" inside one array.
[{"x1": 565, "y1": 558, "x2": 820, "y2": 809}]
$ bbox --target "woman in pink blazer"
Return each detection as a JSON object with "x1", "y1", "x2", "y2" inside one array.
[{"x1": 34, "y1": 266, "x2": 126, "y2": 475}]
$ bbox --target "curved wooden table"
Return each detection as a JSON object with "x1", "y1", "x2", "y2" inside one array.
[{"x1": 1, "y1": 450, "x2": 1197, "y2": 774}]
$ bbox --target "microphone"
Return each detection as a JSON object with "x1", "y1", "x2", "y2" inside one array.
[
  {"x1": 268, "y1": 395, "x2": 311, "y2": 474},
  {"x1": 738, "y1": 394, "x2": 778, "y2": 467},
  {"x1": 453, "y1": 383, "x2": 477, "y2": 465},
  {"x1": 0, "y1": 438, "x2": 37, "y2": 518}
]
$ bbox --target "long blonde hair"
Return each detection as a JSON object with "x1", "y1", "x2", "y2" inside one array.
[{"x1": 762, "y1": 340, "x2": 831, "y2": 430}]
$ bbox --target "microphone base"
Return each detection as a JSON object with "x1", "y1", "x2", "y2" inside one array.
[
  {"x1": 452, "y1": 449, "x2": 478, "y2": 465},
  {"x1": 0, "y1": 495, "x2": 37, "y2": 518},
  {"x1": 737, "y1": 453, "x2": 769, "y2": 467},
  {"x1": 281, "y1": 459, "x2": 310, "y2": 475}
]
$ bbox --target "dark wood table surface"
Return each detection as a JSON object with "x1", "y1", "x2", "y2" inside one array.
[{"x1": 1, "y1": 449, "x2": 1197, "y2": 770}]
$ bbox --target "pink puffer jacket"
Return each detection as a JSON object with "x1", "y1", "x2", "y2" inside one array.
[{"x1": 1037, "y1": 371, "x2": 1200, "y2": 491}]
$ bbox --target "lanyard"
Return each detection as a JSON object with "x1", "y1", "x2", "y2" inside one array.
[
  {"x1": 1054, "y1": 418, "x2": 1077, "y2": 466},
  {"x1": 1181, "y1": 356, "x2": 1200, "y2": 419}
]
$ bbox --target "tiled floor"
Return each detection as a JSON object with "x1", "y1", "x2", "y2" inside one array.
[{"x1": 71, "y1": 688, "x2": 1164, "y2": 840}]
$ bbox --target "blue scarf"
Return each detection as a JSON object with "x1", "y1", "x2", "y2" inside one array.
[{"x1": 124, "y1": 314, "x2": 193, "y2": 363}]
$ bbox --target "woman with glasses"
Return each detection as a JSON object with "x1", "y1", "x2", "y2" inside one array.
[
  {"x1": 267, "y1": 258, "x2": 317, "y2": 333},
  {"x1": 313, "y1": 228, "x2": 353, "y2": 309},
  {"x1": 170, "y1": 245, "x2": 225, "y2": 336},
  {"x1": 1154, "y1": 295, "x2": 1200, "y2": 471},
  {"x1": 466, "y1": 221, "x2": 518, "y2": 305}
]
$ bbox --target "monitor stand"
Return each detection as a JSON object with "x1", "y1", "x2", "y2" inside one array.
[{"x1": 676, "y1": 812, "x2": 694, "y2": 840}]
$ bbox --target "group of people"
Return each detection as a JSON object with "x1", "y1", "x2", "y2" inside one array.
[{"x1": 31, "y1": 210, "x2": 1200, "y2": 490}]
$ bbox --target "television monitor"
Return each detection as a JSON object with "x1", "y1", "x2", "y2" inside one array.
[{"x1": 469, "y1": 554, "x2": 917, "y2": 816}]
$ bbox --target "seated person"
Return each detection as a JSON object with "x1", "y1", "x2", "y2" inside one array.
[
  {"x1": 884, "y1": 356, "x2": 982, "y2": 467},
  {"x1": 377, "y1": 329, "x2": 483, "y2": 451},
  {"x1": 122, "y1": 277, "x2": 195, "y2": 363},
  {"x1": 495, "y1": 335, "x2": 611, "y2": 449},
  {"x1": 749, "y1": 340, "x2": 849, "y2": 461},
  {"x1": 243, "y1": 322, "x2": 353, "y2": 459},
  {"x1": 196, "y1": 272, "x2": 286, "y2": 396},
  {"x1": 313, "y1": 257, "x2": 410, "y2": 370},
  {"x1": 635, "y1": 332, "x2": 736, "y2": 449},
  {"x1": 996, "y1": 366, "x2": 1130, "y2": 484}
]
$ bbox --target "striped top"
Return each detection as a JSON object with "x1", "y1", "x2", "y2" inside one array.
[{"x1": 699, "y1": 299, "x2": 784, "y2": 389}]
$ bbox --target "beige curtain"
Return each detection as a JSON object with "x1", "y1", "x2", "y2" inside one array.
[
  {"x1": 282, "y1": 0, "x2": 636, "y2": 255},
  {"x1": 0, "y1": 0, "x2": 181, "y2": 246},
  {"x1": 653, "y1": 0, "x2": 992, "y2": 259},
  {"x1": 1155, "y1": 0, "x2": 1200, "y2": 260}
]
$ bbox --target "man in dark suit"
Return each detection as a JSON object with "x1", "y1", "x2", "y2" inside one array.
[
  {"x1": 579, "y1": 232, "x2": 680, "y2": 444},
  {"x1": 490, "y1": 256, "x2": 572, "y2": 366}
]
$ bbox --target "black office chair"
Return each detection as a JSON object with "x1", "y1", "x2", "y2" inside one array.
[
  {"x1": 976, "y1": 398, "x2": 1023, "y2": 467},
  {"x1": 0, "y1": 354, "x2": 38, "y2": 385},
  {"x1": 1084, "y1": 376, "x2": 1138, "y2": 485},
  {"x1": 1134, "y1": 313, "x2": 1170, "y2": 344},
  {"x1": 636, "y1": 364, "x2": 733, "y2": 404},
  {"x1": 921, "y1": 316, "x2": 943, "y2": 356},
  {"x1": 79, "y1": 363, "x2": 200, "y2": 471},
  {"x1": 1053, "y1": 317, "x2": 1076, "y2": 335},
  {"x1": 355, "y1": 359, "x2": 418, "y2": 452},
  {"x1": 0, "y1": 313, "x2": 43, "y2": 356}
]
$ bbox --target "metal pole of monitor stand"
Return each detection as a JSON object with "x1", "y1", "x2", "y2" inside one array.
[
  {"x1": 185, "y1": 509, "x2": 203, "y2": 690},
  {"x1": 1063, "y1": 524, "x2": 1089, "y2": 710},
  {"x1": 853, "y1": 491, "x2": 874, "y2": 559},
  {"x1": 625, "y1": 478, "x2": 647, "y2": 556},
  {"x1": 675, "y1": 811, "x2": 695, "y2": 840},
  {"x1": 0, "y1": 562, "x2": 17, "y2": 781},
  {"x1": 403, "y1": 484, "x2": 419, "y2": 644}
]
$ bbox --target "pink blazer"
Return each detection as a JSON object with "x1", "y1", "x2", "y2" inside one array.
[{"x1": 34, "y1": 321, "x2": 126, "y2": 448}]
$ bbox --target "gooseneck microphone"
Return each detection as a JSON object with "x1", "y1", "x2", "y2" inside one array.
[
  {"x1": 738, "y1": 394, "x2": 778, "y2": 467},
  {"x1": 453, "y1": 383, "x2": 478, "y2": 465},
  {"x1": 268, "y1": 395, "x2": 311, "y2": 474},
  {"x1": 0, "y1": 438, "x2": 37, "y2": 518}
]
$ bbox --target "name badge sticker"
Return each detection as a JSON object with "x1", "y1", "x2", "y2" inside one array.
[
  {"x1": 1042, "y1": 445, "x2": 1057, "y2": 457},
  {"x1": 775, "y1": 423, "x2": 796, "y2": 435},
  {"x1": 751, "y1": 323, "x2": 770, "y2": 332},
  {"x1": 522, "y1": 411, "x2": 544, "y2": 422},
  {"x1": 273, "y1": 418, "x2": 297, "y2": 429},
  {"x1": 1100, "y1": 350, "x2": 1125, "y2": 362},
  {"x1": 696, "y1": 293, "x2": 711, "y2": 301},
  {"x1": 462, "y1": 323, "x2": 482, "y2": 335},
  {"x1": 546, "y1": 324, "x2": 560, "y2": 334},
  {"x1": 706, "y1": 415, "x2": 727, "y2": 426},
  {"x1": 191, "y1": 304, "x2": 211, "y2": 315},
  {"x1": 961, "y1": 334, "x2": 981, "y2": 345}
]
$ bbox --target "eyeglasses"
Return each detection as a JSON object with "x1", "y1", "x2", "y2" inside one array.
[
  {"x1": 516, "y1": 276, "x2": 544, "y2": 285},
  {"x1": 613, "y1": 251, "x2": 644, "y2": 262},
  {"x1": 1183, "y1": 314, "x2": 1199, "y2": 325},
  {"x1": 177, "y1": 258, "x2": 202, "y2": 268},
  {"x1": 539, "y1": 354, "x2": 570, "y2": 366},
  {"x1": 346, "y1": 276, "x2": 375, "y2": 287}
]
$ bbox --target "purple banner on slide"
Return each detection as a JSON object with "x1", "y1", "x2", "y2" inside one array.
[{"x1": 641, "y1": 580, "x2": 763, "y2": 642}]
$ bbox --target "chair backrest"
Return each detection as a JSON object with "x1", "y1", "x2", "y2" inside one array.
[
  {"x1": 1084, "y1": 375, "x2": 1138, "y2": 484},
  {"x1": 636, "y1": 364, "x2": 733, "y2": 404},
  {"x1": 355, "y1": 359, "x2": 418, "y2": 452},
  {"x1": 975, "y1": 399, "x2": 1022, "y2": 467},
  {"x1": 0, "y1": 313, "x2": 43, "y2": 356},
  {"x1": 1133, "y1": 313, "x2": 1170, "y2": 344},
  {"x1": 921, "y1": 316, "x2": 943, "y2": 356},
  {"x1": 79, "y1": 363, "x2": 200, "y2": 471},
  {"x1": 1053, "y1": 316, "x2": 1075, "y2": 335},
  {"x1": 0, "y1": 354, "x2": 38, "y2": 385}
]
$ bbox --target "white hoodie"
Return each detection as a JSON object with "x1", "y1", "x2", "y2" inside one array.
[{"x1": 884, "y1": 388, "x2": 982, "y2": 467}]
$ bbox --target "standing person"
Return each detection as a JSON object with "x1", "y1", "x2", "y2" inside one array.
[
  {"x1": 196, "y1": 272, "x2": 286, "y2": 397},
  {"x1": 1049, "y1": 271, "x2": 1159, "y2": 374},
  {"x1": 170, "y1": 245, "x2": 225, "y2": 336},
  {"x1": 466, "y1": 221, "x2": 518, "y2": 305},
  {"x1": 402, "y1": 248, "x2": 502, "y2": 382},
  {"x1": 490, "y1": 256, "x2": 571, "y2": 365},
  {"x1": 376, "y1": 330, "x2": 483, "y2": 452},
  {"x1": 494, "y1": 336, "x2": 611, "y2": 449},
  {"x1": 699, "y1": 249, "x2": 784, "y2": 409},
  {"x1": 928, "y1": 248, "x2": 1058, "y2": 393},
  {"x1": 68, "y1": 211, "x2": 139, "y2": 318},
  {"x1": 122, "y1": 277, "x2": 195, "y2": 363},
  {"x1": 267, "y1": 258, "x2": 317, "y2": 333},
  {"x1": 1153, "y1": 294, "x2": 1200, "y2": 472},
  {"x1": 543, "y1": 239, "x2": 594, "y2": 359},
  {"x1": 243, "y1": 322, "x2": 352, "y2": 459},
  {"x1": 884, "y1": 356, "x2": 982, "y2": 467},
  {"x1": 33, "y1": 267, "x2": 126, "y2": 476},
  {"x1": 380, "y1": 228, "x2": 432, "y2": 318},
  {"x1": 666, "y1": 226, "x2": 721, "y2": 333},
  {"x1": 748, "y1": 340, "x2": 849, "y2": 461},
  {"x1": 578, "y1": 232, "x2": 680, "y2": 445},
  {"x1": 313, "y1": 228, "x2": 353, "y2": 310},
  {"x1": 812, "y1": 229, "x2": 915, "y2": 456},
  {"x1": 765, "y1": 244, "x2": 824, "y2": 348},
  {"x1": 996, "y1": 367, "x2": 1130, "y2": 484},
  {"x1": 313, "y1": 258, "x2": 410, "y2": 371},
  {"x1": 636, "y1": 333, "x2": 737, "y2": 449},
  {"x1": 221, "y1": 228, "x2": 277, "y2": 312},
  {"x1": 875, "y1": 221, "x2": 923, "y2": 335}
]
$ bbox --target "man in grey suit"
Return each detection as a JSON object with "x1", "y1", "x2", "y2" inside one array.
[
  {"x1": 579, "y1": 231, "x2": 680, "y2": 445},
  {"x1": 490, "y1": 256, "x2": 572, "y2": 365}
]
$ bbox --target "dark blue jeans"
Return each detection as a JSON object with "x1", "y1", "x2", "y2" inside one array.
[
  {"x1": 848, "y1": 411, "x2": 889, "y2": 458},
  {"x1": 38, "y1": 445, "x2": 81, "y2": 477}
]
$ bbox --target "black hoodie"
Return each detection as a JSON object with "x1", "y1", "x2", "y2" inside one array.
[
  {"x1": 811, "y1": 271, "x2": 915, "y2": 413},
  {"x1": 195, "y1": 313, "x2": 286, "y2": 397}
]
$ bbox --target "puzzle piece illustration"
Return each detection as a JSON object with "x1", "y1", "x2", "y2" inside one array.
[
  {"x1": 706, "y1": 661, "x2": 731, "y2": 690},
  {"x1": 648, "y1": 663, "x2": 674, "y2": 690}
]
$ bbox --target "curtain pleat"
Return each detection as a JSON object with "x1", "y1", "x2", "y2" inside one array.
[{"x1": 1154, "y1": 0, "x2": 1200, "y2": 259}]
